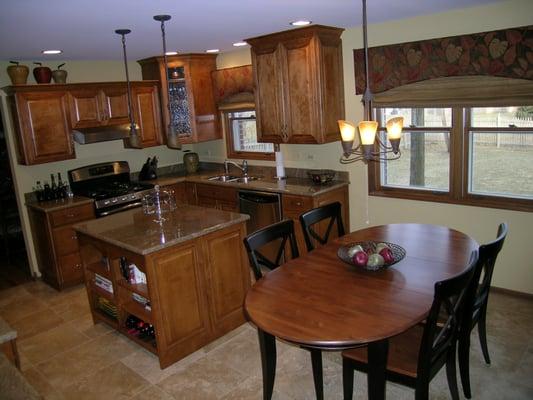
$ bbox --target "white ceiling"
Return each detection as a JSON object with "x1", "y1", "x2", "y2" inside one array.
[{"x1": 0, "y1": 0, "x2": 500, "y2": 61}]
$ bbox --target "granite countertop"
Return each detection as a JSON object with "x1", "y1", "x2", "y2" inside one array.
[
  {"x1": 73, "y1": 204, "x2": 249, "y2": 255},
  {"x1": 26, "y1": 196, "x2": 94, "y2": 212},
  {"x1": 146, "y1": 173, "x2": 349, "y2": 197}
]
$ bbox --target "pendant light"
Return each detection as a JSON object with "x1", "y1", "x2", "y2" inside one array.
[
  {"x1": 115, "y1": 29, "x2": 142, "y2": 149},
  {"x1": 337, "y1": 0, "x2": 403, "y2": 163},
  {"x1": 154, "y1": 14, "x2": 181, "y2": 150}
]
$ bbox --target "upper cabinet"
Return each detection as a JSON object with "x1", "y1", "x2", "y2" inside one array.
[
  {"x1": 246, "y1": 25, "x2": 345, "y2": 144},
  {"x1": 138, "y1": 54, "x2": 221, "y2": 144},
  {"x1": 4, "y1": 81, "x2": 164, "y2": 165},
  {"x1": 6, "y1": 87, "x2": 74, "y2": 165}
]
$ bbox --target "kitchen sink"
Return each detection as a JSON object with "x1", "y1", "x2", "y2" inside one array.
[
  {"x1": 207, "y1": 175, "x2": 238, "y2": 182},
  {"x1": 206, "y1": 175, "x2": 260, "y2": 183}
]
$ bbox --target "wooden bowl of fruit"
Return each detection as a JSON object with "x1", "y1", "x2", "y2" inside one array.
[{"x1": 337, "y1": 241, "x2": 406, "y2": 271}]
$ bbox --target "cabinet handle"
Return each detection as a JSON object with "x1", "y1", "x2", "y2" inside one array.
[
  {"x1": 75, "y1": 263, "x2": 82, "y2": 269},
  {"x1": 66, "y1": 213, "x2": 76, "y2": 218}
]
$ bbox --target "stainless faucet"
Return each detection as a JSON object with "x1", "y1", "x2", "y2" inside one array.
[{"x1": 224, "y1": 159, "x2": 248, "y2": 177}]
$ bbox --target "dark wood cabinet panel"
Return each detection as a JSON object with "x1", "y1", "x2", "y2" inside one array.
[
  {"x1": 131, "y1": 84, "x2": 164, "y2": 148},
  {"x1": 28, "y1": 202, "x2": 95, "y2": 290},
  {"x1": 138, "y1": 54, "x2": 221, "y2": 144},
  {"x1": 100, "y1": 86, "x2": 130, "y2": 125},
  {"x1": 69, "y1": 89, "x2": 103, "y2": 128},
  {"x1": 247, "y1": 25, "x2": 345, "y2": 144},
  {"x1": 9, "y1": 90, "x2": 74, "y2": 165}
]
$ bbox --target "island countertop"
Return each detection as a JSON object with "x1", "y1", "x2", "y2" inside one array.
[{"x1": 73, "y1": 204, "x2": 249, "y2": 255}]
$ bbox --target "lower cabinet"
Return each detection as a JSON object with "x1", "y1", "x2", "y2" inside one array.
[
  {"x1": 28, "y1": 202, "x2": 95, "y2": 290},
  {"x1": 78, "y1": 222, "x2": 249, "y2": 369},
  {"x1": 194, "y1": 183, "x2": 238, "y2": 212}
]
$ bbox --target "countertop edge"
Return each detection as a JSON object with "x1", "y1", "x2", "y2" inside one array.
[
  {"x1": 74, "y1": 211, "x2": 250, "y2": 256},
  {"x1": 26, "y1": 196, "x2": 95, "y2": 212}
]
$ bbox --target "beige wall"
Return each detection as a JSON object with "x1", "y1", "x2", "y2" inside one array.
[
  {"x1": 1, "y1": 0, "x2": 532, "y2": 293},
  {"x1": 198, "y1": 0, "x2": 533, "y2": 294},
  {"x1": 0, "y1": 61, "x2": 190, "y2": 276}
]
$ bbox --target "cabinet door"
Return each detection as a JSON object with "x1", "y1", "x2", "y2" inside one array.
[
  {"x1": 203, "y1": 225, "x2": 249, "y2": 335},
  {"x1": 100, "y1": 87, "x2": 130, "y2": 125},
  {"x1": 131, "y1": 84, "x2": 164, "y2": 147},
  {"x1": 282, "y1": 37, "x2": 320, "y2": 143},
  {"x1": 69, "y1": 89, "x2": 103, "y2": 128},
  {"x1": 14, "y1": 91, "x2": 74, "y2": 165},
  {"x1": 149, "y1": 243, "x2": 211, "y2": 357},
  {"x1": 252, "y1": 46, "x2": 285, "y2": 143}
]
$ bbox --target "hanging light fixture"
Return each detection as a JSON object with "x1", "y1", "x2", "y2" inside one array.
[
  {"x1": 115, "y1": 29, "x2": 142, "y2": 149},
  {"x1": 154, "y1": 14, "x2": 181, "y2": 150},
  {"x1": 338, "y1": 0, "x2": 403, "y2": 163}
]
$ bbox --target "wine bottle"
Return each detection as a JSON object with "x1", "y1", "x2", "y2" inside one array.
[
  {"x1": 57, "y1": 172, "x2": 65, "y2": 198},
  {"x1": 50, "y1": 174, "x2": 57, "y2": 199}
]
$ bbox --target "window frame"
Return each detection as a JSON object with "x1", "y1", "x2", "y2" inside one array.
[
  {"x1": 223, "y1": 107, "x2": 274, "y2": 161},
  {"x1": 368, "y1": 106, "x2": 533, "y2": 212}
]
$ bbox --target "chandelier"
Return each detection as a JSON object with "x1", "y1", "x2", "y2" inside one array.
[{"x1": 338, "y1": 0, "x2": 403, "y2": 163}]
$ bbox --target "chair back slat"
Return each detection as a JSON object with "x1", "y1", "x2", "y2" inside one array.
[
  {"x1": 417, "y1": 250, "x2": 478, "y2": 381},
  {"x1": 243, "y1": 219, "x2": 299, "y2": 280},
  {"x1": 299, "y1": 202, "x2": 345, "y2": 252}
]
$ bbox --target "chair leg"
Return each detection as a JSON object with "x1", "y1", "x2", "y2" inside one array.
[
  {"x1": 458, "y1": 333, "x2": 472, "y2": 399},
  {"x1": 445, "y1": 344, "x2": 460, "y2": 400},
  {"x1": 310, "y1": 349, "x2": 324, "y2": 400},
  {"x1": 342, "y1": 358, "x2": 354, "y2": 400},
  {"x1": 257, "y1": 329, "x2": 276, "y2": 400},
  {"x1": 478, "y1": 305, "x2": 491, "y2": 364}
]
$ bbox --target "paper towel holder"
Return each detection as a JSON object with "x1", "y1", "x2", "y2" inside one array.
[{"x1": 274, "y1": 144, "x2": 287, "y2": 180}]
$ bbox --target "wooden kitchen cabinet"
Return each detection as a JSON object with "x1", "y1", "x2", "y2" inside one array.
[
  {"x1": 137, "y1": 54, "x2": 221, "y2": 144},
  {"x1": 246, "y1": 25, "x2": 345, "y2": 144},
  {"x1": 282, "y1": 185, "x2": 349, "y2": 254},
  {"x1": 27, "y1": 201, "x2": 95, "y2": 290},
  {"x1": 77, "y1": 214, "x2": 249, "y2": 368},
  {"x1": 194, "y1": 183, "x2": 238, "y2": 212},
  {"x1": 129, "y1": 83, "x2": 164, "y2": 148},
  {"x1": 5, "y1": 88, "x2": 74, "y2": 165}
]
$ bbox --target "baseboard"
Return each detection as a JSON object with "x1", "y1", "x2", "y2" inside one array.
[{"x1": 491, "y1": 286, "x2": 533, "y2": 300}]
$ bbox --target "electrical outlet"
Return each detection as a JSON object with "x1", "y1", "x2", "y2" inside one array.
[{"x1": 307, "y1": 153, "x2": 314, "y2": 160}]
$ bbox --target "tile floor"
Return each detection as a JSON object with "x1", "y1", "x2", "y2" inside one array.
[{"x1": 0, "y1": 280, "x2": 532, "y2": 399}]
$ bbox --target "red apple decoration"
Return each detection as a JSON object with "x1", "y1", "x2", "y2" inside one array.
[
  {"x1": 352, "y1": 250, "x2": 369, "y2": 267},
  {"x1": 379, "y1": 248, "x2": 394, "y2": 264}
]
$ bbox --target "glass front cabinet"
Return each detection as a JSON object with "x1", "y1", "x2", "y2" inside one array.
[{"x1": 138, "y1": 54, "x2": 221, "y2": 144}]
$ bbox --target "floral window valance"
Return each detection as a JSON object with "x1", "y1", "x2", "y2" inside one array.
[{"x1": 354, "y1": 25, "x2": 533, "y2": 94}]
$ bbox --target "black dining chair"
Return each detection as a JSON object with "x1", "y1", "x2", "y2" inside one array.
[
  {"x1": 342, "y1": 251, "x2": 478, "y2": 400},
  {"x1": 299, "y1": 201, "x2": 345, "y2": 252},
  {"x1": 458, "y1": 222, "x2": 508, "y2": 399},
  {"x1": 243, "y1": 219, "x2": 325, "y2": 400}
]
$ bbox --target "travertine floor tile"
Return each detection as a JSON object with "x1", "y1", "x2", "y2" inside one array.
[
  {"x1": 37, "y1": 331, "x2": 138, "y2": 391},
  {"x1": 18, "y1": 323, "x2": 89, "y2": 364},
  {"x1": 130, "y1": 385, "x2": 175, "y2": 400},
  {"x1": 11, "y1": 309, "x2": 65, "y2": 340},
  {"x1": 59, "y1": 362, "x2": 150, "y2": 400},
  {"x1": 66, "y1": 313, "x2": 113, "y2": 339},
  {"x1": 0, "y1": 294, "x2": 49, "y2": 324},
  {"x1": 0, "y1": 284, "x2": 32, "y2": 307},
  {"x1": 157, "y1": 356, "x2": 246, "y2": 400},
  {"x1": 22, "y1": 367, "x2": 66, "y2": 400}
]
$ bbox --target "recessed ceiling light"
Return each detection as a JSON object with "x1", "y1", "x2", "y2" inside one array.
[
  {"x1": 206, "y1": 49, "x2": 219, "y2": 53},
  {"x1": 233, "y1": 42, "x2": 247, "y2": 47},
  {"x1": 165, "y1": 51, "x2": 178, "y2": 56},
  {"x1": 290, "y1": 20, "x2": 312, "y2": 26},
  {"x1": 41, "y1": 49, "x2": 63, "y2": 55}
]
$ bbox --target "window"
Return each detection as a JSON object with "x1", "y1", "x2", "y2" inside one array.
[
  {"x1": 224, "y1": 109, "x2": 274, "y2": 160},
  {"x1": 369, "y1": 105, "x2": 533, "y2": 212}
]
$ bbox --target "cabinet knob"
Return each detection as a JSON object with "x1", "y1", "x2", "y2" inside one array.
[
  {"x1": 71, "y1": 234, "x2": 78, "y2": 240},
  {"x1": 66, "y1": 213, "x2": 75, "y2": 218},
  {"x1": 75, "y1": 263, "x2": 82, "y2": 269},
  {"x1": 295, "y1": 201, "x2": 302, "y2": 206}
]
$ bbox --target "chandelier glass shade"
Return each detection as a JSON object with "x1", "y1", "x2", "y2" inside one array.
[{"x1": 339, "y1": 0, "x2": 403, "y2": 163}]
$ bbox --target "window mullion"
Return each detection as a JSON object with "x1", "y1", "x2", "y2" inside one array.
[{"x1": 449, "y1": 107, "x2": 465, "y2": 201}]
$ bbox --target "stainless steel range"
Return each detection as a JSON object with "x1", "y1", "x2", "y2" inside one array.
[{"x1": 68, "y1": 161, "x2": 154, "y2": 217}]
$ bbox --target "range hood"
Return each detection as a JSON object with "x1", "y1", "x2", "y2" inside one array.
[{"x1": 72, "y1": 125, "x2": 131, "y2": 144}]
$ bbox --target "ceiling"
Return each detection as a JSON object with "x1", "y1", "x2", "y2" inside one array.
[{"x1": 1, "y1": 0, "x2": 500, "y2": 61}]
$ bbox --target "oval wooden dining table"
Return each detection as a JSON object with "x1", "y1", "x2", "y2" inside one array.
[{"x1": 244, "y1": 223, "x2": 478, "y2": 400}]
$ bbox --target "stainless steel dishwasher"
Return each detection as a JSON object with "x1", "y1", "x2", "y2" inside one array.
[{"x1": 238, "y1": 190, "x2": 282, "y2": 236}]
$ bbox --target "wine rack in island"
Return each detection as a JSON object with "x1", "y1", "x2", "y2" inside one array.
[{"x1": 78, "y1": 220, "x2": 250, "y2": 368}]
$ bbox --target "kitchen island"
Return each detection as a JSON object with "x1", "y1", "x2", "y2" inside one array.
[{"x1": 73, "y1": 204, "x2": 250, "y2": 368}]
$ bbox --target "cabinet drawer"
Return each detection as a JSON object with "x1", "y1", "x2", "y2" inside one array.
[
  {"x1": 50, "y1": 203, "x2": 94, "y2": 227},
  {"x1": 282, "y1": 195, "x2": 313, "y2": 215},
  {"x1": 196, "y1": 184, "x2": 236, "y2": 203},
  {"x1": 59, "y1": 252, "x2": 84, "y2": 284},
  {"x1": 53, "y1": 226, "x2": 80, "y2": 256}
]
